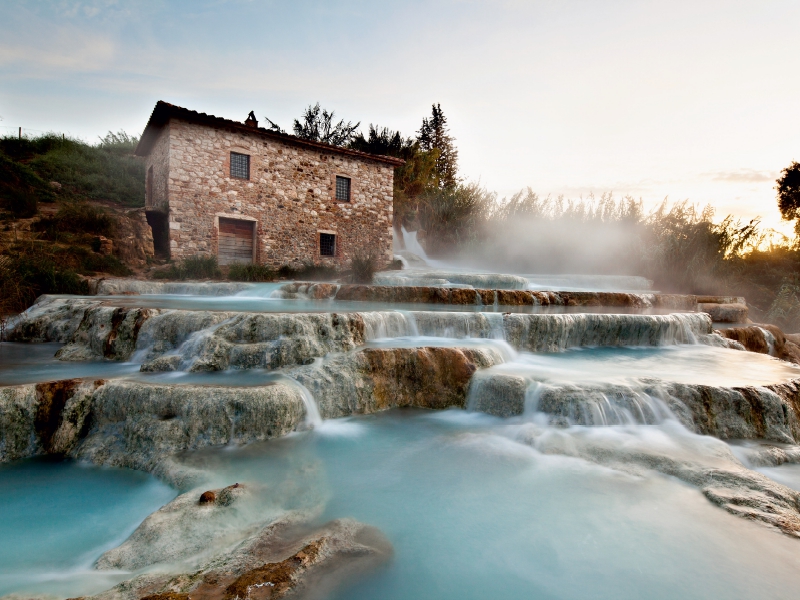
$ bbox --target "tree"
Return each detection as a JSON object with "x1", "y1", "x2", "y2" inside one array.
[
  {"x1": 777, "y1": 161, "x2": 800, "y2": 229},
  {"x1": 292, "y1": 103, "x2": 360, "y2": 147},
  {"x1": 350, "y1": 124, "x2": 414, "y2": 158},
  {"x1": 350, "y1": 124, "x2": 439, "y2": 235},
  {"x1": 417, "y1": 104, "x2": 459, "y2": 189}
]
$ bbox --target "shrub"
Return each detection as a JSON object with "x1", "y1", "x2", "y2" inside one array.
[
  {"x1": 766, "y1": 279, "x2": 800, "y2": 333},
  {"x1": 0, "y1": 132, "x2": 144, "y2": 207},
  {"x1": 70, "y1": 247, "x2": 132, "y2": 276},
  {"x1": 277, "y1": 262, "x2": 338, "y2": 281},
  {"x1": 34, "y1": 202, "x2": 117, "y2": 239},
  {"x1": 0, "y1": 153, "x2": 53, "y2": 218},
  {"x1": 0, "y1": 253, "x2": 89, "y2": 317},
  {"x1": 228, "y1": 262, "x2": 276, "y2": 282},
  {"x1": 348, "y1": 251, "x2": 378, "y2": 284},
  {"x1": 152, "y1": 255, "x2": 221, "y2": 280}
]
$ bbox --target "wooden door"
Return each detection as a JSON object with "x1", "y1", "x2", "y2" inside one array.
[{"x1": 218, "y1": 217, "x2": 254, "y2": 265}]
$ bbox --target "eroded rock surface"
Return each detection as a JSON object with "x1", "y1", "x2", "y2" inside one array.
[
  {"x1": 719, "y1": 324, "x2": 800, "y2": 365},
  {"x1": 8, "y1": 298, "x2": 715, "y2": 370},
  {"x1": 0, "y1": 379, "x2": 307, "y2": 486},
  {"x1": 86, "y1": 517, "x2": 391, "y2": 600},
  {"x1": 279, "y1": 282, "x2": 698, "y2": 310},
  {"x1": 469, "y1": 373, "x2": 800, "y2": 444},
  {"x1": 96, "y1": 483, "x2": 259, "y2": 571},
  {"x1": 517, "y1": 422, "x2": 800, "y2": 538}
]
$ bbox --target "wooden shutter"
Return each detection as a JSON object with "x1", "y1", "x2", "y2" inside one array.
[{"x1": 218, "y1": 217, "x2": 254, "y2": 265}]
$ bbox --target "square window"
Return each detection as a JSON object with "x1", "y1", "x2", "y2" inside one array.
[
  {"x1": 335, "y1": 176, "x2": 351, "y2": 202},
  {"x1": 230, "y1": 152, "x2": 250, "y2": 179},
  {"x1": 320, "y1": 233, "x2": 336, "y2": 256}
]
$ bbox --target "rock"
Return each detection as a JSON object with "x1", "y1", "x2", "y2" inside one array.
[
  {"x1": 467, "y1": 373, "x2": 529, "y2": 417},
  {"x1": 112, "y1": 208, "x2": 154, "y2": 267},
  {"x1": 0, "y1": 385, "x2": 38, "y2": 462},
  {"x1": 95, "y1": 235, "x2": 113, "y2": 255},
  {"x1": 96, "y1": 483, "x2": 258, "y2": 571},
  {"x1": 8, "y1": 298, "x2": 714, "y2": 367},
  {"x1": 5, "y1": 296, "x2": 101, "y2": 343},
  {"x1": 468, "y1": 372, "x2": 800, "y2": 443},
  {"x1": 290, "y1": 346, "x2": 505, "y2": 418},
  {"x1": 198, "y1": 490, "x2": 216, "y2": 504},
  {"x1": 700, "y1": 302, "x2": 749, "y2": 323},
  {"x1": 88, "y1": 517, "x2": 391, "y2": 600},
  {"x1": 0, "y1": 379, "x2": 100, "y2": 463},
  {"x1": 49, "y1": 181, "x2": 61, "y2": 190},
  {"x1": 73, "y1": 381, "x2": 307, "y2": 481},
  {"x1": 280, "y1": 282, "x2": 699, "y2": 309},
  {"x1": 719, "y1": 324, "x2": 800, "y2": 365},
  {"x1": 140, "y1": 354, "x2": 183, "y2": 372},
  {"x1": 696, "y1": 295, "x2": 747, "y2": 305}
]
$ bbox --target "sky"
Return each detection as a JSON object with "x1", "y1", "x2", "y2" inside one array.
[{"x1": 1, "y1": 0, "x2": 798, "y2": 233}]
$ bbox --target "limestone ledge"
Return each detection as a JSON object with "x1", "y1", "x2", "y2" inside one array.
[
  {"x1": 279, "y1": 281, "x2": 700, "y2": 310},
  {"x1": 0, "y1": 346, "x2": 503, "y2": 485},
  {"x1": 469, "y1": 373, "x2": 800, "y2": 444},
  {"x1": 7, "y1": 297, "x2": 714, "y2": 371}
]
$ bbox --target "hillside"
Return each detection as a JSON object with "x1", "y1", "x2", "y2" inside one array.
[{"x1": 0, "y1": 132, "x2": 154, "y2": 317}]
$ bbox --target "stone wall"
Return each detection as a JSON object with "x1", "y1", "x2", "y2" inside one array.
[
  {"x1": 161, "y1": 119, "x2": 394, "y2": 266},
  {"x1": 145, "y1": 124, "x2": 170, "y2": 213}
]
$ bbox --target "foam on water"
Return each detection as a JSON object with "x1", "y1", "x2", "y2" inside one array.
[
  {"x1": 170, "y1": 409, "x2": 800, "y2": 600},
  {"x1": 481, "y1": 344, "x2": 800, "y2": 388}
]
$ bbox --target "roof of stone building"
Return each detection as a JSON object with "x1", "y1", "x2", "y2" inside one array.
[{"x1": 134, "y1": 101, "x2": 405, "y2": 167}]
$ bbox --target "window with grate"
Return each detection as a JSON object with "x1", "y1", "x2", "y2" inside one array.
[
  {"x1": 335, "y1": 176, "x2": 351, "y2": 202},
  {"x1": 230, "y1": 152, "x2": 250, "y2": 180},
  {"x1": 320, "y1": 233, "x2": 336, "y2": 256}
]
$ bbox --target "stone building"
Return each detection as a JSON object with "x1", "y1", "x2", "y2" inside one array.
[{"x1": 134, "y1": 101, "x2": 402, "y2": 267}]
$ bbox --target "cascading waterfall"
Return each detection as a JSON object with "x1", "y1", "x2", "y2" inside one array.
[{"x1": 7, "y1": 283, "x2": 800, "y2": 599}]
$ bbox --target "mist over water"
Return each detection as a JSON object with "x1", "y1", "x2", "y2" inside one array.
[
  {"x1": 175, "y1": 410, "x2": 800, "y2": 600},
  {"x1": 3, "y1": 246, "x2": 800, "y2": 598}
]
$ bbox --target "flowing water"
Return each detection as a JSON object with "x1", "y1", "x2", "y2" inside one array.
[
  {"x1": 3, "y1": 270, "x2": 800, "y2": 598},
  {"x1": 175, "y1": 410, "x2": 800, "y2": 600}
]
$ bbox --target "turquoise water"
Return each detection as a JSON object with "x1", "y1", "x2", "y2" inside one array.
[
  {"x1": 179, "y1": 410, "x2": 800, "y2": 600},
  {"x1": 0, "y1": 343, "x2": 140, "y2": 386},
  {"x1": 0, "y1": 458, "x2": 175, "y2": 597},
  {"x1": 479, "y1": 344, "x2": 800, "y2": 387}
]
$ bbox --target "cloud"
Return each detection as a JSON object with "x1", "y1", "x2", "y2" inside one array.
[{"x1": 704, "y1": 169, "x2": 777, "y2": 183}]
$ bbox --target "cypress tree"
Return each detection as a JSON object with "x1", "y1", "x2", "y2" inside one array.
[{"x1": 417, "y1": 104, "x2": 459, "y2": 189}]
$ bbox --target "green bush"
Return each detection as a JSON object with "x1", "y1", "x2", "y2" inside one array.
[
  {"x1": 277, "y1": 262, "x2": 338, "y2": 281},
  {"x1": 766, "y1": 279, "x2": 800, "y2": 333},
  {"x1": 228, "y1": 262, "x2": 276, "y2": 282},
  {"x1": 0, "y1": 154, "x2": 53, "y2": 218},
  {"x1": 34, "y1": 202, "x2": 117, "y2": 239},
  {"x1": 65, "y1": 245, "x2": 131, "y2": 276},
  {"x1": 0, "y1": 254, "x2": 89, "y2": 317},
  {"x1": 152, "y1": 255, "x2": 221, "y2": 280},
  {"x1": 0, "y1": 132, "x2": 144, "y2": 207}
]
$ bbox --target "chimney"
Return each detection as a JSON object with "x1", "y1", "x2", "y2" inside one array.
[{"x1": 245, "y1": 111, "x2": 258, "y2": 128}]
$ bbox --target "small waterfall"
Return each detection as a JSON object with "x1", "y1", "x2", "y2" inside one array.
[
  {"x1": 758, "y1": 327, "x2": 777, "y2": 356},
  {"x1": 362, "y1": 311, "x2": 417, "y2": 339},
  {"x1": 469, "y1": 367, "x2": 679, "y2": 427},
  {"x1": 277, "y1": 375, "x2": 322, "y2": 429},
  {"x1": 401, "y1": 226, "x2": 429, "y2": 261}
]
